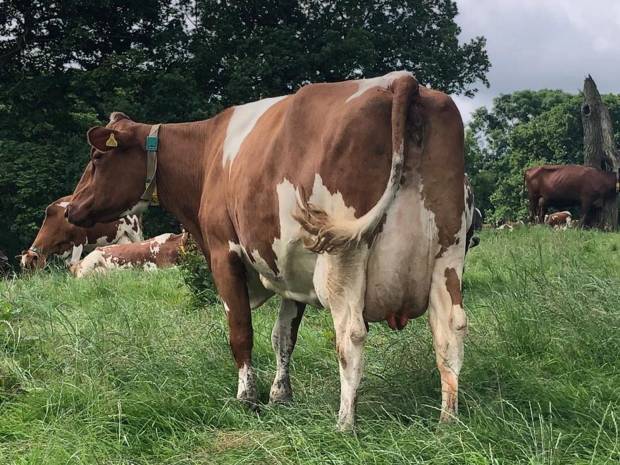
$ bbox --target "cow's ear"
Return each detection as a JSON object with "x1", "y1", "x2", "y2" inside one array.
[{"x1": 87, "y1": 127, "x2": 134, "y2": 152}]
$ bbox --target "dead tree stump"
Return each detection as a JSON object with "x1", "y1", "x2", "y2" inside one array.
[{"x1": 581, "y1": 75, "x2": 620, "y2": 230}]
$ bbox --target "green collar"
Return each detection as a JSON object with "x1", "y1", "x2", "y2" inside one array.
[{"x1": 141, "y1": 123, "x2": 160, "y2": 204}]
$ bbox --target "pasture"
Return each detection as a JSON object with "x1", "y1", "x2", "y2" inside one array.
[{"x1": 1, "y1": 227, "x2": 619, "y2": 464}]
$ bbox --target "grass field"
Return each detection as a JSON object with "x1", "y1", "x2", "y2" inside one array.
[{"x1": 1, "y1": 227, "x2": 619, "y2": 464}]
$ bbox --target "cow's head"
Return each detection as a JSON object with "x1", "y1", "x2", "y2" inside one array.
[
  {"x1": 20, "y1": 249, "x2": 44, "y2": 270},
  {"x1": 21, "y1": 199, "x2": 80, "y2": 270},
  {"x1": 66, "y1": 113, "x2": 148, "y2": 227}
]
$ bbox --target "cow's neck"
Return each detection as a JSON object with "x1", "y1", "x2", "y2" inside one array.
[{"x1": 148, "y1": 120, "x2": 214, "y2": 242}]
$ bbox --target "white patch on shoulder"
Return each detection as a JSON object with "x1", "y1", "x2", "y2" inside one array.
[
  {"x1": 56, "y1": 201, "x2": 70, "y2": 209},
  {"x1": 346, "y1": 70, "x2": 413, "y2": 103},
  {"x1": 222, "y1": 95, "x2": 287, "y2": 168}
]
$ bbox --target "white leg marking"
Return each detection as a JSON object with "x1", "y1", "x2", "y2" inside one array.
[
  {"x1": 269, "y1": 299, "x2": 303, "y2": 403},
  {"x1": 428, "y1": 213, "x2": 468, "y2": 423},
  {"x1": 68, "y1": 243, "x2": 84, "y2": 265},
  {"x1": 236, "y1": 362, "x2": 257, "y2": 404},
  {"x1": 317, "y1": 245, "x2": 370, "y2": 431}
]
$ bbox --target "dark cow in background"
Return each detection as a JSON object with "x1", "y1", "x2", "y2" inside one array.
[
  {"x1": 525, "y1": 165, "x2": 618, "y2": 227},
  {"x1": 21, "y1": 195, "x2": 143, "y2": 270},
  {"x1": 66, "y1": 71, "x2": 468, "y2": 430},
  {"x1": 71, "y1": 232, "x2": 188, "y2": 278}
]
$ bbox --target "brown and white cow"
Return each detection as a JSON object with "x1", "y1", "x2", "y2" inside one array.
[
  {"x1": 71, "y1": 232, "x2": 188, "y2": 278},
  {"x1": 525, "y1": 164, "x2": 618, "y2": 226},
  {"x1": 66, "y1": 71, "x2": 468, "y2": 430},
  {"x1": 21, "y1": 195, "x2": 143, "y2": 270},
  {"x1": 544, "y1": 211, "x2": 572, "y2": 229}
]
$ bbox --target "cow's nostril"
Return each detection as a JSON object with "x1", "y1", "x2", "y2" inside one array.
[{"x1": 64, "y1": 207, "x2": 70, "y2": 218}]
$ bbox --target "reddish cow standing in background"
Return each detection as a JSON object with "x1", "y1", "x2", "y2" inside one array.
[{"x1": 524, "y1": 165, "x2": 618, "y2": 226}]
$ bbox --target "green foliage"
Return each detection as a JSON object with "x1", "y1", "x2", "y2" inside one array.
[
  {"x1": 0, "y1": 228, "x2": 619, "y2": 463},
  {"x1": 0, "y1": 0, "x2": 490, "y2": 262},
  {"x1": 466, "y1": 90, "x2": 620, "y2": 223},
  {"x1": 178, "y1": 237, "x2": 219, "y2": 309}
]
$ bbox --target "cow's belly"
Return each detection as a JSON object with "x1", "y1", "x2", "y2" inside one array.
[
  {"x1": 241, "y1": 179, "x2": 437, "y2": 317},
  {"x1": 364, "y1": 185, "x2": 438, "y2": 322}
]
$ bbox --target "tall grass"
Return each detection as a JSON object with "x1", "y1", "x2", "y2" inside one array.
[{"x1": 0, "y1": 227, "x2": 618, "y2": 464}]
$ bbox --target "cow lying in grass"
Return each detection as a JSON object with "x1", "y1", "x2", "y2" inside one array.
[
  {"x1": 66, "y1": 71, "x2": 469, "y2": 430},
  {"x1": 21, "y1": 195, "x2": 143, "y2": 270},
  {"x1": 71, "y1": 232, "x2": 188, "y2": 278},
  {"x1": 544, "y1": 211, "x2": 572, "y2": 229}
]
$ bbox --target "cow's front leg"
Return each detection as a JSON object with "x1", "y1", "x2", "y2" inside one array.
[
  {"x1": 269, "y1": 299, "x2": 305, "y2": 404},
  {"x1": 210, "y1": 248, "x2": 257, "y2": 407},
  {"x1": 316, "y1": 245, "x2": 370, "y2": 431},
  {"x1": 428, "y1": 251, "x2": 468, "y2": 423}
]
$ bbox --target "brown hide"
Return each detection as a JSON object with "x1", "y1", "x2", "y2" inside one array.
[{"x1": 525, "y1": 164, "x2": 617, "y2": 226}]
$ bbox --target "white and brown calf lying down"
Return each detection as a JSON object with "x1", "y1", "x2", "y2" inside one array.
[
  {"x1": 71, "y1": 232, "x2": 188, "y2": 278},
  {"x1": 544, "y1": 211, "x2": 572, "y2": 229}
]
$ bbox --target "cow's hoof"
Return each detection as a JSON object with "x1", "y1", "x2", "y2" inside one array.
[
  {"x1": 337, "y1": 415, "x2": 356, "y2": 433},
  {"x1": 337, "y1": 421, "x2": 355, "y2": 433},
  {"x1": 269, "y1": 379, "x2": 293, "y2": 404},
  {"x1": 237, "y1": 395, "x2": 260, "y2": 412},
  {"x1": 438, "y1": 411, "x2": 458, "y2": 425}
]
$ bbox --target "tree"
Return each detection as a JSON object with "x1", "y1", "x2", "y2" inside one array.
[
  {"x1": 581, "y1": 75, "x2": 619, "y2": 230},
  {"x1": 190, "y1": 0, "x2": 490, "y2": 105}
]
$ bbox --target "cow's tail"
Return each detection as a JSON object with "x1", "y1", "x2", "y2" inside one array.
[{"x1": 293, "y1": 73, "x2": 419, "y2": 253}]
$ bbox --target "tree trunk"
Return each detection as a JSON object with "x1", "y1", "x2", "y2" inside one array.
[{"x1": 581, "y1": 75, "x2": 620, "y2": 230}]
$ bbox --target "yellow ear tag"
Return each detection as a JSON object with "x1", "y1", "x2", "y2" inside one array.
[{"x1": 105, "y1": 133, "x2": 118, "y2": 148}]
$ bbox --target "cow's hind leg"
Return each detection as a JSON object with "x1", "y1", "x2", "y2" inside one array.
[
  {"x1": 428, "y1": 245, "x2": 468, "y2": 423},
  {"x1": 270, "y1": 299, "x2": 306, "y2": 404},
  {"x1": 537, "y1": 197, "x2": 547, "y2": 224},
  {"x1": 315, "y1": 245, "x2": 370, "y2": 431},
  {"x1": 528, "y1": 195, "x2": 539, "y2": 224},
  {"x1": 210, "y1": 248, "x2": 257, "y2": 407}
]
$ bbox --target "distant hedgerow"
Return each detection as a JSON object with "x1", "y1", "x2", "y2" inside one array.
[{"x1": 178, "y1": 238, "x2": 219, "y2": 309}]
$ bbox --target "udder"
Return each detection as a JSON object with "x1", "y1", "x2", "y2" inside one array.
[{"x1": 364, "y1": 186, "x2": 439, "y2": 324}]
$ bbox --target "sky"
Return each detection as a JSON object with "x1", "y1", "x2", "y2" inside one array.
[{"x1": 451, "y1": 0, "x2": 620, "y2": 123}]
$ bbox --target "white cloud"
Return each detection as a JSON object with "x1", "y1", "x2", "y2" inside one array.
[{"x1": 453, "y1": 0, "x2": 620, "y2": 123}]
